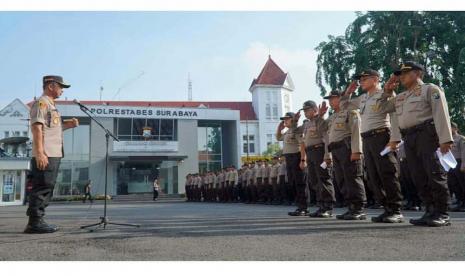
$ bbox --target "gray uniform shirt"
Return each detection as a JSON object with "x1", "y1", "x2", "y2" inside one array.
[
  {"x1": 381, "y1": 81, "x2": 453, "y2": 145},
  {"x1": 452, "y1": 134, "x2": 465, "y2": 169},
  {"x1": 342, "y1": 89, "x2": 401, "y2": 142},
  {"x1": 277, "y1": 124, "x2": 304, "y2": 154},
  {"x1": 30, "y1": 95, "x2": 64, "y2": 158},
  {"x1": 327, "y1": 109, "x2": 363, "y2": 153}
]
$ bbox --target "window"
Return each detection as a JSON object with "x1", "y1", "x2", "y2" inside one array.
[
  {"x1": 272, "y1": 104, "x2": 278, "y2": 119},
  {"x1": 13, "y1": 131, "x2": 20, "y2": 137},
  {"x1": 266, "y1": 104, "x2": 271, "y2": 119},
  {"x1": 267, "y1": 134, "x2": 273, "y2": 147},
  {"x1": 4, "y1": 131, "x2": 9, "y2": 138},
  {"x1": 198, "y1": 123, "x2": 223, "y2": 172},
  {"x1": 114, "y1": 118, "x2": 177, "y2": 141},
  {"x1": 249, "y1": 143, "x2": 255, "y2": 153},
  {"x1": 23, "y1": 131, "x2": 28, "y2": 137}
]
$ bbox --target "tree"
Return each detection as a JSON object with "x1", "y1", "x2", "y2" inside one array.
[
  {"x1": 262, "y1": 143, "x2": 282, "y2": 158},
  {"x1": 315, "y1": 11, "x2": 465, "y2": 131}
]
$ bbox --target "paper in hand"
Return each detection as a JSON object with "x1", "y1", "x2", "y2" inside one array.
[
  {"x1": 436, "y1": 148, "x2": 457, "y2": 172},
  {"x1": 320, "y1": 161, "x2": 327, "y2": 169}
]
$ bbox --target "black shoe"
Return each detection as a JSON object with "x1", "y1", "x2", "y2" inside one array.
[
  {"x1": 409, "y1": 211, "x2": 433, "y2": 226},
  {"x1": 288, "y1": 209, "x2": 308, "y2": 216},
  {"x1": 24, "y1": 217, "x2": 59, "y2": 234},
  {"x1": 344, "y1": 210, "x2": 367, "y2": 220},
  {"x1": 371, "y1": 211, "x2": 389, "y2": 223},
  {"x1": 336, "y1": 210, "x2": 351, "y2": 220},
  {"x1": 383, "y1": 212, "x2": 405, "y2": 223},
  {"x1": 310, "y1": 209, "x2": 333, "y2": 218},
  {"x1": 427, "y1": 213, "x2": 451, "y2": 227}
]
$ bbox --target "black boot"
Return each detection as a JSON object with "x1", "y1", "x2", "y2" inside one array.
[
  {"x1": 344, "y1": 204, "x2": 367, "y2": 220},
  {"x1": 382, "y1": 207, "x2": 405, "y2": 223},
  {"x1": 371, "y1": 210, "x2": 390, "y2": 223},
  {"x1": 336, "y1": 209, "x2": 351, "y2": 220},
  {"x1": 288, "y1": 209, "x2": 309, "y2": 216},
  {"x1": 24, "y1": 217, "x2": 59, "y2": 234},
  {"x1": 426, "y1": 212, "x2": 451, "y2": 227},
  {"x1": 410, "y1": 205, "x2": 434, "y2": 226},
  {"x1": 309, "y1": 208, "x2": 323, "y2": 218}
]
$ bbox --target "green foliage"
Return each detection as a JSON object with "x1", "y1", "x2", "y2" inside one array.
[
  {"x1": 316, "y1": 11, "x2": 465, "y2": 131},
  {"x1": 262, "y1": 143, "x2": 282, "y2": 158}
]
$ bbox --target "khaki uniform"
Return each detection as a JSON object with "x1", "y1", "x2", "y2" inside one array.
[
  {"x1": 27, "y1": 95, "x2": 64, "y2": 219},
  {"x1": 270, "y1": 163, "x2": 281, "y2": 203},
  {"x1": 381, "y1": 81, "x2": 453, "y2": 214},
  {"x1": 448, "y1": 133, "x2": 465, "y2": 205},
  {"x1": 343, "y1": 90, "x2": 403, "y2": 212},
  {"x1": 278, "y1": 161, "x2": 291, "y2": 203},
  {"x1": 327, "y1": 108, "x2": 367, "y2": 210},
  {"x1": 278, "y1": 124, "x2": 306, "y2": 210},
  {"x1": 302, "y1": 116, "x2": 335, "y2": 209}
]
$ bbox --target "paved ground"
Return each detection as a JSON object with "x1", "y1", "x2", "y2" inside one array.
[{"x1": 1, "y1": 201, "x2": 464, "y2": 261}]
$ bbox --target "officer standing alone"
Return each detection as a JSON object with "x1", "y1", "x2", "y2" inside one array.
[{"x1": 25, "y1": 75, "x2": 79, "y2": 234}]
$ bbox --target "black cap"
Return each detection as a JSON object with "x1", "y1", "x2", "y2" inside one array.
[
  {"x1": 323, "y1": 90, "x2": 342, "y2": 99},
  {"x1": 353, "y1": 69, "x2": 380, "y2": 80},
  {"x1": 393, "y1": 61, "x2": 424, "y2": 76},
  {"x1": 43, "y1": 75, "x2": 71, "y2": 88},
  {"x1": 451, "y1": 122, "x2": 458, "y2": 129},
  {"x1": 280, "y1": 112, "x2": 295, "y2": 120},
  {"x1": 302, "y1": 100, "x2": 317, "y2": 110}
]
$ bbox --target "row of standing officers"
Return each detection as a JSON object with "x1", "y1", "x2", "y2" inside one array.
[{"x1": 186, "y1": 61, "x2": 464, "y2": 228}]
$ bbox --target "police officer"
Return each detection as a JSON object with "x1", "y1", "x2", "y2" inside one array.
[
  {"x1": 448, "y1": 122, "x2": 465, "y2": 212},
  {"x1": 343, "y1": 69, "x2": 404, "y2": 223},
  {"x1": 278, "y1": 156, "x2": 291, "y2": 204},
  {"x1": 270, "y1": 156, "x2": 281, "y2": 204},
  {"x1": 383, "y1": 61, "x2": 453, "y2": 227},
  {"x1": 277, "y1": 112, "x2": 307, "y2": 216},
  {"x1": 323, "y1": 90, "x2": 367, "y2": 220},
  {"x1": 300, "y1": 100, "x2": 335, "y2": 218},
  {"x1": 25, "y1": 75, "x2": 79, "y2": 234}
]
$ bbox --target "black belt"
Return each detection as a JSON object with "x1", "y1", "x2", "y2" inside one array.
[
  {"x1": 306, "y1": 143, "x2": 325, "y2": 150},
  {"x1": 400, "y1": 119, "x2": 434, "y2": 136},
  {"x1": 361, "y1": 127, "x2": 390, "y2": 139},
  {"x1": 328, "y1": 137, "x2": 350, "y2": 152}
]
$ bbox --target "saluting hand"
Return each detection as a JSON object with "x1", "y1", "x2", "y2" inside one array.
[
  {"x1": 344, "y1": 80, "x2": 358, "y2": 96},
  {"x1": 318, "y1": 101, "x2": 329, "y2": 117},
  {"x1": 294, "y1": 111, "x2": 301, "y2": 122},
  {"x1": 384, "y1": 74, "x2": 399, "y2": 93}
]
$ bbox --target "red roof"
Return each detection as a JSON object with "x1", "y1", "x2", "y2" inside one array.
[
  {"x1": 52, "y1": 100, "x2": 257, "y2": 120},
  {"x1": 249, "y1": 55, "x2": 288, "y2": 91}
]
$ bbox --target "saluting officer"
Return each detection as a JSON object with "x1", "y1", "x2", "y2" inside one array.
[
  {"x1": 25, "y1": 75, "x2": 79, "y2": 234},
  {"x1": 449, "y1": 122, "x2": 465, "y2": 212},
  {"x1": 300, "y1": 100, "x2": 335, "y2": 218},
  {"x1": 382, "y1": 61, "x2": 454, "y2": 227},
  {"x1": 277, "y1": 112, "x2": 307, "y2": 216},
  {"x1": 323, "y1": 90, "x2": 367, "y2": 220},
  {"x1": 343, "y1": 69, "x2": 404, "y2": 223}
]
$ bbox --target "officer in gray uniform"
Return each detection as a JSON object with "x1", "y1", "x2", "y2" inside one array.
[
  {"x1": 323, "y1": 90, "x2": 367, "y2": 220},
  {"x1": 300, "y1": 100, "x2": 335, "y2": 218},
  {"x1": 343, "y1": 69, "x2": 404, "y2": 223},
  {"x1": 277, "y1": 112, "x2": 307, "y2": 216},
  {"x1": 25, "y1": 75, "x2": 79, "y2": 234},
  {"x1": 382, "y1": 61, "x2": 454, "y2": 227},
  {"x1": 448, "y1": 122, "x2": 465, "y2": 212}
]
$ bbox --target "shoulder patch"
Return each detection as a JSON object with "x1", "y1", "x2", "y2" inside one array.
[
  {"x1": 350, "y1": 110, "x2": 358, "y2": 115},
  {"x1": 38, "y1": 99, "x2": 47, "y2": 110},
  {"x1": 432, "y1": 92, "x2": 440, "y2": 100}
]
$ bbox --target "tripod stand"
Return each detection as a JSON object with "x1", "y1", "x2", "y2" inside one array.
[{"x1": 75, "y1": 101, "x2": 140, "y2": 231}]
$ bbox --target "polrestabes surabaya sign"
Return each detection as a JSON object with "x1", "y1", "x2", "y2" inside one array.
[{"x1": 56, "y1": 103, "x2": 241, "y2": 121}]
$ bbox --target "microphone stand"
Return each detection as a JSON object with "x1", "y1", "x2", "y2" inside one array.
[{"x1": 75, "y1": 101, "x2": 140, "y2": 231}]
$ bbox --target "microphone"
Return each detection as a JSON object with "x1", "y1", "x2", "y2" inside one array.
[{"x1": 73, "y1": 99, "x2": 90, "y2": 111}]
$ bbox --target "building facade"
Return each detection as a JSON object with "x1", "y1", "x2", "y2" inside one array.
[{"x1": 0, "y1": 56, "x2": 294, "y2": 198}]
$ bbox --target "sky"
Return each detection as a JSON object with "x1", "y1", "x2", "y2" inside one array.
[{"x1": 0, "y1": 12, "x2": 357, "y2": 110}]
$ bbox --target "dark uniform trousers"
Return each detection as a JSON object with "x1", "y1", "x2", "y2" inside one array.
[
  {"x1": 284, "y1": 152, "x2": 307, "y2": 210},
  {"x1": 362, "y1": 130, "x2": 403, "y2": 211},
  {"x1": 27, "y1": 157, "x2": 61, "y2": 218},
  {"x1": 399, "y1": 158, "x2": 421, "y2": 206},
  {"x1": 262, "y1": 178, "x2": 273, "y2": 203},
  {"x1": 305, "y1": 145, "x2": 336, "y2": 209},
  {"x1": 448, "y1": 159, "x2": 465, "y2": 204},
  {"x1": 329, "y1": 139, "x2": 367, "y2": 208},
  {"x1": 278, "y1": 175, "x2": 291, "y2": 203},
  {"x1": 271, "y1": 177, "x2": 279, "y2": 202},
  {"x1": 256, "y1": 177, "x2": 263, "y2": 202},
  {"x1": 402, "y1": 123, "x2": 449, "y2": 213}
]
